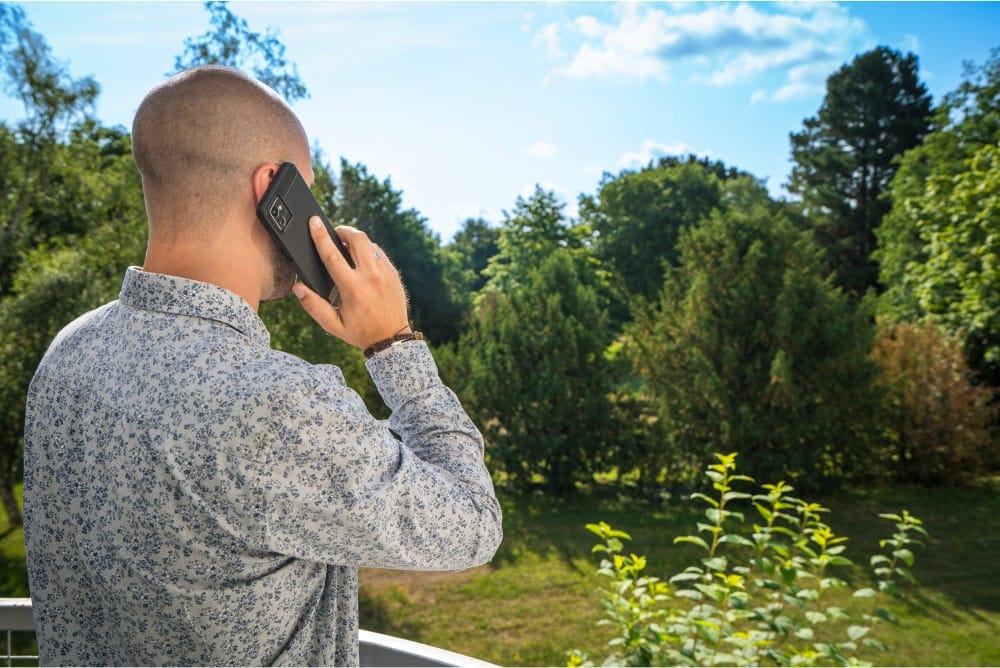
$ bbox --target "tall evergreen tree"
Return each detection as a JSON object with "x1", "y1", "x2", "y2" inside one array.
[
  {"x1": 630, "y1": 178, "x2": 882, "y2": 489},
  {"x1": 460, "y1": 249, "x2": 617, "y2": 494},
  {"x1": 789, "y1": 46, "x2": 931, "y2": 297}
]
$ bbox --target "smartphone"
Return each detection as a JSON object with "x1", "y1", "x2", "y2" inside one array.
[{"x1": 256, "y1": 162, "x2": 354, "y2": 303}]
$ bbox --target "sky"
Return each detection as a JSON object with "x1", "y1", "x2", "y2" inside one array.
[{"x1": 2, "y1": 1, "x2": 999, "y2": 242}]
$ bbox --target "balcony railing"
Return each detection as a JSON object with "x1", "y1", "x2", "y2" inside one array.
[{"x1": 0, "y1": 598, "x2": 495, "y2": 667}]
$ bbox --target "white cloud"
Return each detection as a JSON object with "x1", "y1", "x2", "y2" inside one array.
[
  {"x1": 525, "y1": 140, "x2": 558, "y2": 160},
  {"x1": 543, "y1": 2, "x2": 870, "y2": 102},
  {"x1": 617, "y1": 139, "x2": 709, "y2": 169},
  {"x1": 535, "y1": 22, "x2": 562, "y2": 57}
]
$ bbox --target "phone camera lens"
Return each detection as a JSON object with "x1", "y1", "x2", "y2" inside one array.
[{"x1": 270, "y1": 198, "x2": 290, "y2": 231}]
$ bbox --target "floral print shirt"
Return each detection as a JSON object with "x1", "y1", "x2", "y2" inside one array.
[{"x1": 23, "y1": 267, "x2": 502, "y2": 666}]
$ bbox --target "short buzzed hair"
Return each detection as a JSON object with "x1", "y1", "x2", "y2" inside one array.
[{"x1": 132, "y1": 66, "x2": 307, "y2": 237}]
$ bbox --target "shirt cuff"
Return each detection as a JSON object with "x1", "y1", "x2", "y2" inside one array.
[{"x1": 365, "y1": 340, "x2": 439, "y2": 412}]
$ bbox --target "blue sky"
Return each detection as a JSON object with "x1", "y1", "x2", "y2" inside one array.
[{"x1": 2, "y1": 1, "x2": 998, "y2": 242}]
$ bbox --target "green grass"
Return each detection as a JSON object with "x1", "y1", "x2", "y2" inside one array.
[
  {"x1": 357, "y1": 482, "x2": 1000, "y2": 666},
  {"x1": 3, "y1": 481, "x2": 1000, "y2": 666}
]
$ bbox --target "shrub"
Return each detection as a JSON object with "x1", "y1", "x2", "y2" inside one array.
[
  {"x1": 569, "y1": 453, "x2": 927, "y2": 667},
  {"x1": 870, "y1": 319, "x2": 998, "y2": 483},
  {"x1": 629, "y1": 179, "x2": 883, "y2": 490}
]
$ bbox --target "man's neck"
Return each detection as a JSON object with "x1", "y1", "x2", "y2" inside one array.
[{"x1": 143, "y1": 238, "x2": 263, "y2": 312}]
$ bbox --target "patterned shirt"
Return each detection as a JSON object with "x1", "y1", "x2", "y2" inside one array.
[{"x1": 23, "y1": 267, "x2": 502, "y2": 666}]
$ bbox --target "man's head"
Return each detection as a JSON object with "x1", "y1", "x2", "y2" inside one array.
[{"x1": 133, "y1": 66, "x2": 311, "y2": 301}]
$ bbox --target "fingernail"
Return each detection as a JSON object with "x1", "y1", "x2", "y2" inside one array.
[
  {"x1": 292, "y1": 284, "x2": 306, "y2": 298},
  {"x1": 310, "y1": 217, "x2": 322, "y2": 230}
]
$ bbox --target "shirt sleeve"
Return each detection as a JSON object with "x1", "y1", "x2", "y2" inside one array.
[{"x1": 253, "y1": 341, "x2": 503, "y2": 571}]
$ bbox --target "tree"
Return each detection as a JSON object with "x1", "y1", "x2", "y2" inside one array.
[
  {"x1": 481, "y1": 185, "x2": 587, "y2": 295},
  {"x1": 0, "y1": 6, "x2": 136, "y2": 527},
  {"x1": 459, "y1": 249, "x2": 618, "y2": 493},
  {"x1": 878, "y1": 49, "x2": 1000, "y2": 385},
  {"x1": 580, "y1": 156, "x2": 748, "y2": 309},
  {"x1": 789, "y1": 46, "x2": 931, "y2": 297},
  {"x1": 630, "y1": 178, "x2": 882, "y2": 488},
  {"x1": 174, "y1": 1, "x2": 308, "y2": 102},
  {"x1": 0, "y1": 3, "x2": 100, "y2": 291},
  {"x1": 442, "y1": 218, "x2": 499, "y2": 319}
]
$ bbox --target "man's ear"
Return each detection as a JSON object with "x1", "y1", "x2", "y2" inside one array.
[{"x1": 252, "y1": 163, "x2": 280, "y2": 204}]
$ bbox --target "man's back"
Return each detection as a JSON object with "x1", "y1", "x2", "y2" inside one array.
[{"x1": 24, "y1": 268, "x2": 502, "y2": 665}]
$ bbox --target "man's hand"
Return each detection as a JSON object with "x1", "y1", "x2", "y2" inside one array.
[{"x1": 292, "y1": 217, "x2": 411, "y2": 349}]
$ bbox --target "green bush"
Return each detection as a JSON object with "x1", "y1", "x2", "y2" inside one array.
[
  {"x1": 629, "y1": 179, "x2": 883, "y2": 489},
  {"x1": 570, "y1": 453, "x2": 926, "y2": 667}
]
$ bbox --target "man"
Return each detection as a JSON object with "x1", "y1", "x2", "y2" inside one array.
[{"x1": 22, "y1": 66, "x2": 502, "y2": 666}]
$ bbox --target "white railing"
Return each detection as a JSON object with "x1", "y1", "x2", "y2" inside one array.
[
  {"x1": 0, "y1": 599, "x2": 33, "y2": 666},
  {"x1": 0, "y1": 598, "x2": 496, "y2": 668}
]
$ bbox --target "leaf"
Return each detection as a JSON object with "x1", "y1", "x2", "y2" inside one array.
[
  {"x1": 853, "y1": 588, "x2": 877, "y2": 598},
  {"x1": 847, "y1": 625, "x2": 870, "y2": 641},
  {"x1": 674, "y1": 535, "x2": 710, "y2": 550},
  {"x1": 719, "y1": 533, "x2": 755, "y2": 548},
  {"x1": 670, "y1": 569, "x2": 703, "y2": 583},
  {"x1": 893, "y1": 548, "x2": 915, "y2": 567},
  {"x1": 704, "y1": 556, "x2": 728, "y2": 572},
  {"x1": 874, "y1": 607, "x2": 900, "y2": 625},
  {"x1": 675, "y1": 588, "x2": 703, "y2": 601},
  {"x1": 863, "y1": 638, "x2": 890, "y2": 652},
  {"x1": 805, "y1": 611, "x2": 827, "y2": 624},
  {"x1": 690, "y1": 492, "x2": 720, "y2": 508}
]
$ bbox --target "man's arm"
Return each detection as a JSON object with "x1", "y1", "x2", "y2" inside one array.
[
  {"x1": 263, "y1": 217, "x2": 501, "y2": 570},
  {"x1": 258, "y1": 341, "x2": 502, "y2": 570}
]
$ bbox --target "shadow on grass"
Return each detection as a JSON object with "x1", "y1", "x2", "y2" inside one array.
[
  {"x1": 823, "y1": 479, "x2": 1000, "y2": 615},
  {"x1": 493, "y1": 485, "x2": 704, "y2": 577},
  {"x1": 358, "y1": 588, "x2": 426, "y2": 641},
  {"x1": 0, "y1": 553, "x2": 29, "y2": 598}
]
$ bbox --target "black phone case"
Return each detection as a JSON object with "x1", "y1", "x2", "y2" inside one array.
[{"x1": 255, "y1": 162, "x2": 354, "y2": 303}]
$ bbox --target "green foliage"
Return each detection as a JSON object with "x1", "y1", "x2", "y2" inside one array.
[
  {"x1": 630, "y1": 178, "x2": 882, "y2": 488},
  {"x1": 173, "y1": 0, "x2": 308, "y2": 102},
  {"x1": 482, "y1": 185, "x2": 590, "y2": 296},
  {"x1": 789, "y1": 46, "x2": 932, "y2": 297},
  {"x1": 443, "y1": 217, "x2": 499, "y2": 317},
  {"x1": 580, "y1": 155, "x2": 748, "y2": 312},
  {"x1": 869, "y1": 319, "x2": 998, "y2": 483},
  {"x1": 570, "y1": 453, "x2": 927, "y2": 667},
  {"x1": 457, "y1": 249, "x2": 619, "y2": 493},
  {"x1": 0, "y1": 3, "x2": 101, "y2": 291},
  {"x1": 878, "y1": 48, "x2": 1000, "y2": 384}
]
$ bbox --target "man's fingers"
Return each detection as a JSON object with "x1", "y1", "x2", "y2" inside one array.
[
  {"x1": 309, "y1": 217, "x2": 354, "y2": 275},
  {"x1": 292, "y1": 281, "x2": 346, "y2": 338}
]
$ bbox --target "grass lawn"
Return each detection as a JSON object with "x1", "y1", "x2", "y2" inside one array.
[{"x1": 3, "y1": 480, "x2": 1000, "y2": 666}]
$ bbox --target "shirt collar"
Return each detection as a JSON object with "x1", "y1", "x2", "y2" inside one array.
[{"x1": 119, "y1": 266, "x2": 271, "y2": 348}]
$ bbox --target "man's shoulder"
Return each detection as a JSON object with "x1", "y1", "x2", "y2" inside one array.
[{"x1": 41, "y1": 300, "x2": 120, "y2": 361}]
